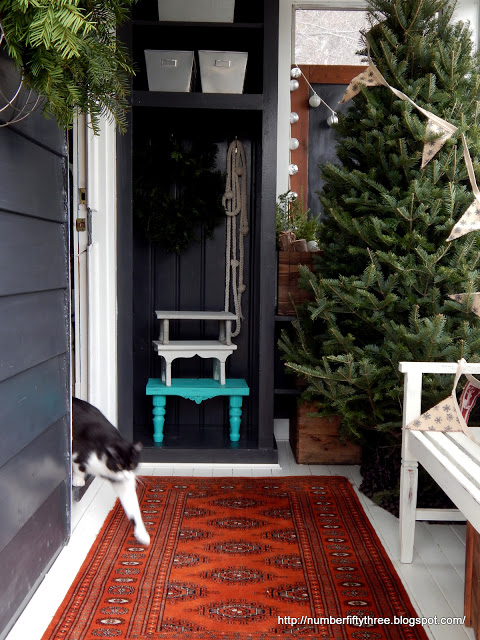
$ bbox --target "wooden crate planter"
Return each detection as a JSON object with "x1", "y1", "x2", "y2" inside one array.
[
  {"x1": 290, "y1": 403, "x2": 362, "y2": 465},
  {"x1": 277, "y1": 250, "x2": 321, "y2": 316}
]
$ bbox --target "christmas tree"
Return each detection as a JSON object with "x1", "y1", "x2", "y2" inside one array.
[{"x1": 280, "y1": 0, "x2": 480, "y2": 512}]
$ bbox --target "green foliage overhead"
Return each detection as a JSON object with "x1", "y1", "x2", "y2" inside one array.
[
  {"x1": 133, "y1": 133, "x2": 226, "y2": 254},
  {"x1": 0, "y1": 0, "x2": 136, "y2": 133},
  {"x1": 279, "y1": 0, "x2": 480, "y2": 506}
]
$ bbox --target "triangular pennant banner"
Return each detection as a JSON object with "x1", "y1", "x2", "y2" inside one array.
[
  {"x1": 447, "y1": 197, "x2": 480, "y2": 241},
  {"x1": 339, "y1": 64, "x2": 387, "y2": 103},
  {"x1": 449, "y1": 292, "x2": 480, "y2": 316},
  {"x1": 421, "y1": 119, "x2": 456, "y2": 168},
  {"x1": 406, "y1": 396, "x2": 465, "y2": 433},
  {"x1": 405, "y1": 359, "x2": 478, "y2": 442}
]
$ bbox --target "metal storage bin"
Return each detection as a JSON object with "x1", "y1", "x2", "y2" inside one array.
[
  {"x1": 157, "y1": 0, "x2": 235, "y2": 23},
  {"x1": 199, "y1": 50, "x2": 248, "y2": 94},
  {"x1": 144, "y1": 50, "x2": 195, "y2": 92}
]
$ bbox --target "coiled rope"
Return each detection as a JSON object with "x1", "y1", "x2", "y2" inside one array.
[{"x1": 222, "y1": 138, "x2": 248, "y2": 338}]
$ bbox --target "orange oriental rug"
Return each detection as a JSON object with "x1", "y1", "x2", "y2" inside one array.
[{"x1": 42, "y1": 476, "x2": 429, "y2": 640}]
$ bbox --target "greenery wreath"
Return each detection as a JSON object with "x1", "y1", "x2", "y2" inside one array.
[
  {"x1": 133, "y1": 134, "x2": 226, "y2": 254},
  {"x1": 0, "y1": 0, "x2": 135, "y2": 133}
]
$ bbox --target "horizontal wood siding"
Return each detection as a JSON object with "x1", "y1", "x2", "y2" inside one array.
[
  {"x1": 0, "y1": 483, "x2": 69, "y2": 637},
  {"x1": 0, "y1": 56, "x2": 70, "y2": 640},
  {"x1": 0, "y1": 126, "x2": 66, "y2": 222},
  {"x1": 0, "y1": 213, "x2": 68, "y2": 296},
  {"x1": 0, "y1": 418, "x2": 69, "y2": 554},
  {"x1": 0, "y1": 291, "x2": 69, "y2": 383},
  {"x1": 0, "y1": 357, "x2": 69, "y2": 468}
]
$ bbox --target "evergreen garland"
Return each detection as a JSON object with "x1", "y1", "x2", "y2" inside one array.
[
  {"x1": 0, "y1": 0, "x2": 135, "y2": 133},
  {"x1": 279, "y1": 0, "x2": 480, "y2": 510},
  {"x1": 133, "y1": 134, "x2": 226, "y2": 254}
]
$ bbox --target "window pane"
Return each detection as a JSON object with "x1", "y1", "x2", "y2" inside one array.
[{"x1": 295, "y1": 10, "x2": 369, "y2": 65}]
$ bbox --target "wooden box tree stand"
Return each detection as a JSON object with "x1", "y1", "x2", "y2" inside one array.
[
  {"x1": 290, "y1": 402, "x2": 362, "y2": 465},
  {"x1": 277, "y1": 251, "x2": 321, "y2": 316}
]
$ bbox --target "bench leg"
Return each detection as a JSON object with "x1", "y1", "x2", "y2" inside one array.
[
  {"x1": 152, "y1": 396, "x2": 167, "y2": 443},
  {"x1": 399, "y1": 459, "x2": 418, "y2": 563},
  {"x1": 229, "y1": 395, "x2": 243, "y2": 442}
]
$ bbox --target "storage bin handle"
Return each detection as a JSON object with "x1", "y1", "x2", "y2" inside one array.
[
  {"x1": 161, "y1": 58, "x2": 178, "y2": 67},
  {"x1": 215, "y1": 59, "x2": 231, "y2": 68}
]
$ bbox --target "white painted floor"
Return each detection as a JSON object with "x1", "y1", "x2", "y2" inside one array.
[{"x1": 6, "y1": 438, "x2": 475, "y2": 640}]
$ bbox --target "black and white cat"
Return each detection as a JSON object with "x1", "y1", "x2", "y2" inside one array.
[{"x1": 72, "y1": 397, "x2": 150, "y2": 546}]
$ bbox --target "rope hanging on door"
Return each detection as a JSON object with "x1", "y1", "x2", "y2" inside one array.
[{"x1": 222, "y1": 138, "x2": 248, "y2": 338}]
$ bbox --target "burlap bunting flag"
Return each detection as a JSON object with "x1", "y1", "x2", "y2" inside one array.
[
  {"x1": 339, "y1": 64, "x2": 387, "y2": 103},
  {"x1": 449, "y1": 292, "x2": 480, "y2": 316},
  {"x1": 447, "y1": 197, "x2": 480, "y2": 241},
  {"x1": 447, "y1": 135, "x2": 480, "y2": 241},
  {"x1": 421, "y1": 119, "x2": 456, "y2": 168},
  {"x1": 405, "y1": 359, "x2": 478, "y2": 442},
  {"x1": 406, "y1": 397, "x2": 465, "y2": 433},
  {"x1": 335, "y1": 52, "x2": 480, "y2": 244}
]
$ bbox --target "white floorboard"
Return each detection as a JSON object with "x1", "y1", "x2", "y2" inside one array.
[{"x1": 6, "y1": 439, "x2": 475, "y2": 640}]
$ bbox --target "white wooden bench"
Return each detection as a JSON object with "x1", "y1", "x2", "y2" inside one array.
[{"x1": 399, "y1": 361, "x2": 480, "y2": 563}]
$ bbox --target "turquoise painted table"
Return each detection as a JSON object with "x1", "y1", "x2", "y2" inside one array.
[{"x1": 146, "y1": 378, "x2": 250, "y2": 443}]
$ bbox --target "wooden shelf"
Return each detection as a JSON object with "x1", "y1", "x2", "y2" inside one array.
[
  {"x1": 133, "y1": 19, "x2": 263, "y2": 29},
  {"x1": 119, "y1": 0, "x2": 278, "y2": 463},
  {"x1": 133, "y1": 90, "x2": 263, "y2": 110}
]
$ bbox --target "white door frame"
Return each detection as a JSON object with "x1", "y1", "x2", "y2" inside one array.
[{"x1": 72, "y1": 115, "x2": 118, "y2": 424}]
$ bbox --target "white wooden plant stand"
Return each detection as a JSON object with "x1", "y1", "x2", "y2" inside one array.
[
  {"x1": 399, "y1": 361, "x2": 480, "y2": 564},
  {"x1": 153, "y1": 310, "x2": 238, "y2": 386}
]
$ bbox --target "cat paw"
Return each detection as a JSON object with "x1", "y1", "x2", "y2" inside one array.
[
  {"x1": 72, "y1": 476, "x2": 86, "y2": 487},
  {"x1": 134, "y1": 527, "x2": 150, "y2": 546}
]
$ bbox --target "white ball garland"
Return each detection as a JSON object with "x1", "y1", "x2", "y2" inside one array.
[{"x1": 289, "y1": 137, "x2": 299, "y2": 150}]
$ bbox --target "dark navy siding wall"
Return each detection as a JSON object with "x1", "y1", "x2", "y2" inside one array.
[{"x1": 0, "y1": 56, "x2": 70, "y2": 639}]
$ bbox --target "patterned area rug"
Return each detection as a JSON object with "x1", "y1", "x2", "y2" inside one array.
[{"x1": 42, "y1": 476, "x2": 428, "y2": 640}]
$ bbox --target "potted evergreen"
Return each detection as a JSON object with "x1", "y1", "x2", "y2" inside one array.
[
  {"x1": 276, "y1": 190, "x2": 322, "y2": 315},
  {"x1": 280, "y1": 0, "x2": 480, "y2": 512}
]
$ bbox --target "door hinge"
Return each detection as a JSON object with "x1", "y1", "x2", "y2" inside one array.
[{"x1": 76, "y1": 218, "x2": 86, "y2": 232}]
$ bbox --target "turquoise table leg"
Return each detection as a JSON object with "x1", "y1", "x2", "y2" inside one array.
[
  {"x1": 229, "y1": 395, "x2": 243, "y2": 442},
  {"x1": 152, "y1": 395, "x2": 166, "y2": 443}
]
